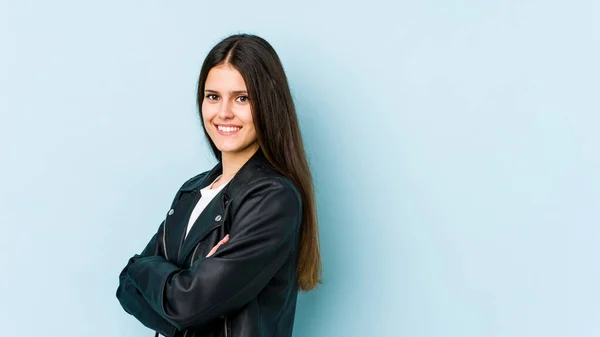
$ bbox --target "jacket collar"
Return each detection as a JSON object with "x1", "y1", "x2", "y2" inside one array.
[{"x1": 180, "y1": 149, "x2": 270, "y2": 202}]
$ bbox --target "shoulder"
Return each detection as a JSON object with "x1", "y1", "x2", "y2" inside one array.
[
  {"x1": 234, "y1": 164, "x2": 302, "y2": 213},
  {"x1": 248, "y1": 165, "x2": 300, "y2": 199}
]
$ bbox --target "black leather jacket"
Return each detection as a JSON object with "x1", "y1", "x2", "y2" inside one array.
[{"x1": 116, "y1": 150, "x2": 302, "y2": 337}]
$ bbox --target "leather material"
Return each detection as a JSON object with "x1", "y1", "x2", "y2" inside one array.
[{"x1": 117, "y1": 150, "x2": 302, "y2": 337}]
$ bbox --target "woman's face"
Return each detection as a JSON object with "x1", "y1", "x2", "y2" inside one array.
[{"x1": 202, "y1": 64, "x2": 258, "y2": 157}]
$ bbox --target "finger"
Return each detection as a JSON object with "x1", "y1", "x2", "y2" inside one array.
[
  {"x1": 207, "y1": 243, "x2": 222, "y2": 257},
  {"x1": 206, "y1": 244, "x2": 220, "y2": 257},
  {"x1": 206, "y1": 235, "x2": 230, "y2": 257},
  {"x1": 215, "y1": 235, "x2": 229, "y2": 247}
]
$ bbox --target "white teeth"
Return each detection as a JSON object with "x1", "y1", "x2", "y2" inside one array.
[{"x1": 218, "y1": 125, "x2": 241, "y2": 133}]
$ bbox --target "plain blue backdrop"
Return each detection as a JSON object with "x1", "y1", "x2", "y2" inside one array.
[{"x1": 1, "y1": 1, "x2": 598, "y2": 336}]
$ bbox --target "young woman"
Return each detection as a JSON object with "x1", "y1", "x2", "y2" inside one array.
[{"x1": 116, "y1": 34, "x2": 321, "y2": 337}]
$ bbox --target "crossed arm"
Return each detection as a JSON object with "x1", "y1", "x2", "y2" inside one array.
[{"x1": 116, "y1": 180, "x2": 300, "y2": 334}]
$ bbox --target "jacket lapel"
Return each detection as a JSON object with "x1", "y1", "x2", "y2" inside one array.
[
  {"x1": 178, "y1": 191, "x2": 226, "y2": 264},
  {"x1": 163, "y1": 166, "x2": 217, "y2": 263},
  {"x1": 163, "y1": 190, "x2": 198, "y2": 262}
]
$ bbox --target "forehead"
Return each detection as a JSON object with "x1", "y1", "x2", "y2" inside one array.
[{"x1": 205, "y1": 64, "x2": 247, "y2": 91}]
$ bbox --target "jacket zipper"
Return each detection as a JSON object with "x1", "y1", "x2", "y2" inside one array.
[
  {"x1": 189, "y1": 242, "x2": 201, "y2": 266},
  {"x1": 224, "y1": 316, "x2": 228, "y2": 337},
  {"x1": 162, "y1": 216, "x2": 169, "y2": 261}
]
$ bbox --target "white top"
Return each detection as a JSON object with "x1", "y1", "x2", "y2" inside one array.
[{"x1": 158, "y1": 175, "x2": 228, "y2": 337}]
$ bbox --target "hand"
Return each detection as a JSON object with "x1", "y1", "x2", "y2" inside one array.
[{"x1": 206, "y1": 234, "x2": 230, "y2": 257}]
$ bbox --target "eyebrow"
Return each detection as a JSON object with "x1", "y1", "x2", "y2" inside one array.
[{"x1": 204, "y1": 89, "x2": 248, "y2": 95}]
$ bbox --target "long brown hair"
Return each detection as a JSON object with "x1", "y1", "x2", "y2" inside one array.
[{"x1": 196, "y1": 34, "x2": 321, "y2": 291}]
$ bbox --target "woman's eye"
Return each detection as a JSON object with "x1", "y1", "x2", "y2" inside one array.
[
  {"x1": 237, "y1": 95, "x2": 249, "y2": 103},
  {"x1": 206, "y1": 94, "x2": 218, "y2": 101}
]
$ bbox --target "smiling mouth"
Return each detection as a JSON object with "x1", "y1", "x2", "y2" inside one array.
[{"x1": 216, "y1": 125, "x2": 242, "y2": 134}]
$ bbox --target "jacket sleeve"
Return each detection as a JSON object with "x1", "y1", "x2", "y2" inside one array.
[
  {"x1": 125, "y1": 178, "x2": 301, "y2": 330},
  {"x1": 115, "y1": 172, "x2": 205, "y2": 336},
  {"x1": 116, "y1": 224, "x2": 178, "y2": 337}
]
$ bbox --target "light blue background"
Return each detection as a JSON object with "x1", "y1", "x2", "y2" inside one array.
[{"x1": 1, "y1": 1, "x2": 598, "y2": 336}]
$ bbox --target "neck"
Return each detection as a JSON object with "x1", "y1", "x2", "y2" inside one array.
[{"x1": 219, "y1": 144, "x2": 260, "y2": 183}]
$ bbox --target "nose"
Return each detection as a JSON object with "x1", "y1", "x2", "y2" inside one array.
[{"x1": 218, "y1": 100, "x2": 234, "y2": 119}]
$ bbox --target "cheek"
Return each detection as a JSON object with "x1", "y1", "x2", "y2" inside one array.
[
  {"x1": 242, "y1": 112, "x2": 257, "y2": 139},
  {"x1": 201, "y1": 103, "x2": 217, "y2": 123},
  {"x1": 238, "y1": 106, "x2": 254, "y2": 126}
]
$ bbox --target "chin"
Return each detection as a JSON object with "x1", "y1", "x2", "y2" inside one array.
[
  {"x1": 215, "y1": 144, "x2": 244, "y2": 153},
  {"x1": 217, "y1": 147, "x2": 240, "y2": 153},
  {"x1": 215, "y1": 141, "x2": 258, "y2": 155}
]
